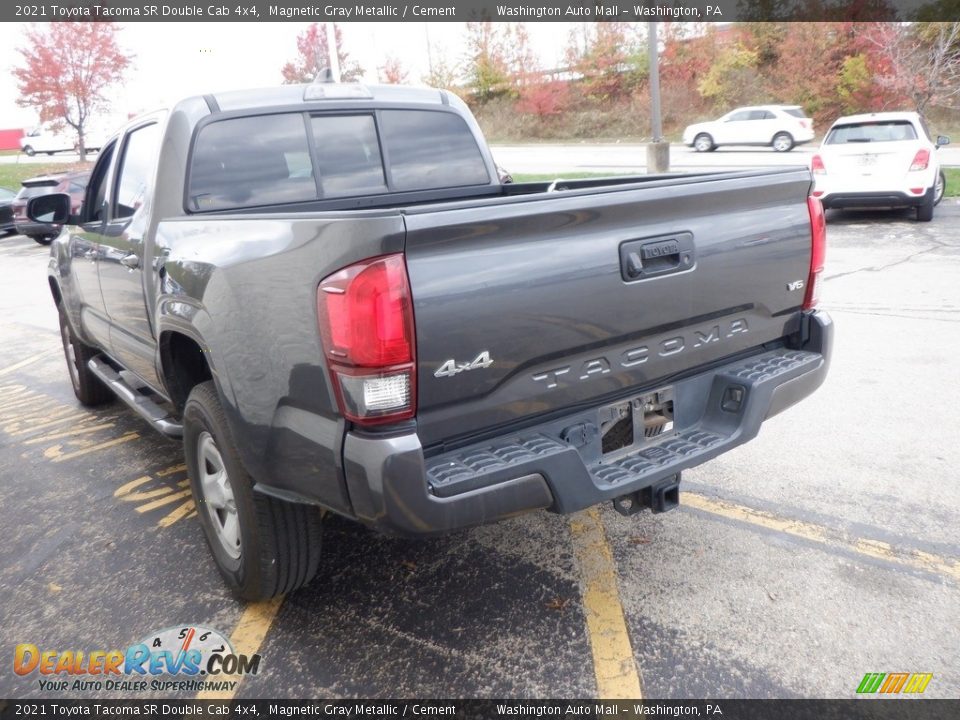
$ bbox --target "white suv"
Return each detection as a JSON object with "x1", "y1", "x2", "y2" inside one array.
[
  {"x1": 682, "y1": 105, "x2": 814, "y2": 152},
  {"x1": 811, "y1": 112, "x2": 949, "y2": 222}
]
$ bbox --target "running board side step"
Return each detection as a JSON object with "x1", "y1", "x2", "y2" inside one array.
[{"x1": 87, "y1": 356, "x2": 183, "y2": 437}]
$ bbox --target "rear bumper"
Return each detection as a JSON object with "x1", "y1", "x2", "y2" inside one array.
[
  {"x1": 342, "y1": 310, "x2": 833, "y2": 536},
  {"x1": 819, "y1": 188, "x2": 930, "y2": 209},
  {"x1": 14, "y1": 221, "x2": 58, "y2": 239}
]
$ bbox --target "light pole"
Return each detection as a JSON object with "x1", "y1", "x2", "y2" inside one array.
[
  {"x1": 325, "y1": 22, "x2": 341, "y2": 82},
  {"x1": 646, "y1": 21, "x2": 670, "y2": 173}
]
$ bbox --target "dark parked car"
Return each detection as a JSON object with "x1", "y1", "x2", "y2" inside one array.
[
  {"x1": 0, "y1": 187, "x2": 16, "y2": 235},
  {"x1": 13, "y1": 172, "x2": 88, "y2": 245}
]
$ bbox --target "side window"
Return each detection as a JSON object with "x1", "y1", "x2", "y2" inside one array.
[
  {"x1": 189, "y1": 114, "x2": 316, "y2": 212},
  {"x1": 728, "y1": 111, "x2": 752, "y2": 122},
  {"x1": 379, "y1": 110, "x2": 489, "y2": 191},
  {"x1": 83, "y1": 142, "x2": 116, "y2": 224},
  {"x1": 113, "y1": 123, "x2": 160, "y2": 220},
  {"x1": 310, "y1": 115, "x2": 387, "y2": 197}
]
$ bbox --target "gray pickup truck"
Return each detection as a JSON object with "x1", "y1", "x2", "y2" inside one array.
[{"x1": 30, "y1": 83, "x2": 832, "y2": 600}]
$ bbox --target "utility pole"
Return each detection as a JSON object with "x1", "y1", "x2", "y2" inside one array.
[
  {"x1": 646, "y1": 21, "x2": 670, "y2": 173},
  {"x1": 325, "y1": 22, "x2": 342, "y2": 82},
  {"x1": 425, "y1": 23, "x2": 434, "y2": 77}
]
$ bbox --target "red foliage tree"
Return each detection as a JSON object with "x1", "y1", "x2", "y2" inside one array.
[
  {"x1": 565, "y1": 22, "x2": 642, "y2": 103},
  {"x1": 14, "y1": 22, "x2": 132, "y2": 161},
  {"x1": 380, "y1": 56, "x2": 408, "y2": 85},
  {"x1": 516, "y1": 80, "x2": 570, "y2": 120},
  {"x1": 281, "y1": 23, "x2": 362, "y2": 84}
]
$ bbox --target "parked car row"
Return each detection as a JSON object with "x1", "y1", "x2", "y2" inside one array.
[
  {"x1": 9, "y1": 172, "x2": 89, "y2": 244},
  {"x1": 683, "y1": 106, "x2": 950, "y2": 222},
  {"x1": 0, "y1": 187, "x2": 17, "y2": 235}
]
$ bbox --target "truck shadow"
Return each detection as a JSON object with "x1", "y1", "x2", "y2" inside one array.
[{"x1": 264, "y1": 511, "x2": 595, "y2": 696}]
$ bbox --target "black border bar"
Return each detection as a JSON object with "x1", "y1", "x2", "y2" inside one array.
[
  {"x1": 3, "y1": 1, "x2": 958, "y2": 23},
  {"x1": 2, "y1": 700, "x2": 960, "y2": 720}
]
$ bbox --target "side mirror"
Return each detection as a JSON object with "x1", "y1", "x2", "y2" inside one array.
[
  {"x1": 936, "y1": 135, "x2": 950, "y2": 147},
  {"x1": 27, "y1": 193, "x2": 72, "y2": 225}
]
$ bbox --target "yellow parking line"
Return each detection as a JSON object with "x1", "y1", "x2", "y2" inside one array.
[
  {"x1": 23, "y1": 423, "x2": 116, "y2": 444},
  {"x1": 135, "y1": 489, "x2": 192, "y2": 513},
  {"x1": 0, "y1": 395, "x2": 48, "y2": 414},
  {"x1": 157, "y1": 499, "x2": 196, "y2": 528},
  {"x1": 43, "y1": 432, "x2": 140, "y2": 462},
  {"x1": 196, "y1": 596, "x2": 285, "y2": 701},
  {"x1": 0, "y1": 348, "x2": 59, "y2": 378},
  {"x1": 682, "y1": 492, "x2": 960, "y2": 582},
  {"x1": 570, "y1": 508, "x2": 644, "y2": 699},
  {"x1": 13, "y1": 414, "x2": 101, "y2": 437}
]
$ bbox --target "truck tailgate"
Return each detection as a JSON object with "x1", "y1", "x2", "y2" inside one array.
[{"x1": 403, "y1": 169, "x2": 813, "y2": 450}]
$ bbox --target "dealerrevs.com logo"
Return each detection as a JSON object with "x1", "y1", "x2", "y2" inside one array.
[
  {"x1": 856, "y1": 672, "x2": 933, "y2": 695},
  {"x1": 14, "y1": 625, "x2": 261, "y2": 693}
]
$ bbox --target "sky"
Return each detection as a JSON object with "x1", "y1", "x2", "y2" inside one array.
[{"x1": 0, "y1": 22, "x2": 578, "y2": 131}]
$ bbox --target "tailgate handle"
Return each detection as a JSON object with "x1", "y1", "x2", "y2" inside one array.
[{"x1": 620, "y1": 233, "x2": 694, "y2": 282}]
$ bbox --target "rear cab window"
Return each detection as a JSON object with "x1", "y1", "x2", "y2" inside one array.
[
  {"x1": 826, "y1": 121, "x2": 918, "y2": 144},
  {"x1": 187, "y1": 108, "x2": 490, "y2": 212}
]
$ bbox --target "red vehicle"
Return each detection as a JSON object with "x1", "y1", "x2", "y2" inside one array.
[{"x1": 12, "y1": 171, "x2": 89, "y2": 245}]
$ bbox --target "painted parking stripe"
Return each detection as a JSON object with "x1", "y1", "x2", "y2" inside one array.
[
  {"x1": 570, "y1": 508, "x2": 644, "y2": 699},
  {"x1": 0, "y1": 347, "x2": 59, "y2": 378},
  {"x1": 682, "y1": 492, "x2": 960, "y2": 582},
  {"x1": 195, "y1": 596, "x2": 285, "y2": 701}
]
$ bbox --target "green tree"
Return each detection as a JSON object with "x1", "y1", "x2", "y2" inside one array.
[
  {"x1": 698, "y1": 44, "x2": 761, "y2": 110},
  {"x1": 565, "y1": 22, "x2": 645, "y2": 103},
  {"x1": 464, "y1": 22, "x2": 510, "y2": 103}
]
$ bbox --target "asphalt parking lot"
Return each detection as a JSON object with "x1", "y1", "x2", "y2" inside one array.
[{"x1": 1, "y1": 201, "x2": 958, "y2": 700}]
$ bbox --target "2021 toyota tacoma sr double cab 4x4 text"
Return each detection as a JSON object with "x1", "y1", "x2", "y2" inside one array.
[{"x1": 29, "y1": 82, "x2": 832, "y2": 600}]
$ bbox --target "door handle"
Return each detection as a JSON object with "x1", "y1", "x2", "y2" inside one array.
[
  {"x1": 620, "y1": 233, "x2": 695, "y2": 282},
  {"x1": 120, "y1": 254, "x2": 140, "y2": 270}
]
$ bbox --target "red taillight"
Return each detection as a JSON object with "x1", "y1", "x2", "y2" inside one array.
[
  {"x1": 811, "y1": 154, "x2": 826, "y2": 175},
  {"x1": 804, "y1": 196, "x2": 826, "y2": 310},
  {"x1": 909, "y1": 149, "x2": 930, "y2": 171},
  {"x1": 317, "y1": 253, "x2": 416, "y2": 425}
]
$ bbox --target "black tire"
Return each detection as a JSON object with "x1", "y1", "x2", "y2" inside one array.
[
  {"x1": 46, "y1": 152, "x2": 55, "y2": 156},
  {"x1": 934, "y1": 170, "x2": 945, "y2": 206},
  {"x1": 772, "y1": 132, "x2": 794, "y2": 152},
  {"x1": 33, "y1": 235, "x2": 54, "y2": 246},
  {"x1": 58, "y1": 304, "x2": 113, "y2": 406},
  {"x1": 183, "y1": 381, "x2": 323, "y2": 600},
  {"x1": 22, "y1": 145, "x2": 35, "y2": 157},
  {"x1": 916, "y1": 189, "x2": 934, "y2": 222},
  {"x1": 693, "y1": 133, "x2": 714, "y2": 153}
]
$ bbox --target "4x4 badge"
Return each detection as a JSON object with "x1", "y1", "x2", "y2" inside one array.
[{"x1": 435, "y1": 351, "x2": 494, "y2": 378}]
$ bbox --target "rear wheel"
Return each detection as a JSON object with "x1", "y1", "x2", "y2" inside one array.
[
  {"x1": 693, "y1": 133, "x2": 714, "y2": 153},
  {"x1": 772, "y1": 132, "x2": 794, "y2": 152},
  {"x1": 33, "y1": 235, "x2": 54, "y2": 246},
  {"x1": 183, "y1": 381, "x2": 323, "y2": 600},
  {"x1": 58, "y1": 304, "x2": 112, "y2": 406},
  {"x1": 934, "y1": 170, "x2": 945, "y2": 206}
]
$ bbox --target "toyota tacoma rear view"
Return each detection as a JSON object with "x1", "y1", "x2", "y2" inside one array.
[{"x1": 30, "y1": 82, "x2": 832, "y2": 600}]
